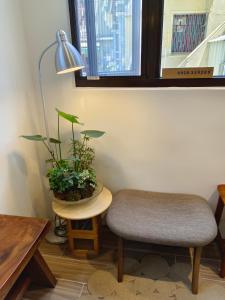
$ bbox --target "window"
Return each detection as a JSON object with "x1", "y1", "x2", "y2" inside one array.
[
  {"x1": 161, "y1": 0, "x2": 225, "y2": 78},
  {"x1": 69, "y1": 0, "x2": 225, "y2": 87},
  {"x1": 75, "y1": 0, "x2": 142, "y2": 77},
  {"x1": 172, "y1": 14, "x2": 207, "y2": 53}
]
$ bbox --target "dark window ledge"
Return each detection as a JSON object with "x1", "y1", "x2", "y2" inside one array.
[{"x1": 75, "y1": 76, "x2": 225, "y2": 88}]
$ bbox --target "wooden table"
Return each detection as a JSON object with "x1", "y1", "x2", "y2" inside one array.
[
  {"x1": 0, "y1": 215, "x2": 56, "y2": 300},
  {"x1": 52, "y1": 187, "x2": 112, "y2": 258}
]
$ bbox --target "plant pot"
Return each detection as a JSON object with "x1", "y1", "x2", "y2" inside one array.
[{"x1": 53, "y1": 182, "x2": 103, "y2": 206}]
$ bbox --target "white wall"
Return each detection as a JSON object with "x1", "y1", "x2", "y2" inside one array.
[
  {"x1": 0, "y1": 0, "x2": 50, "y2": 217},
  {"x1": 21, "y1": 0, "x2": 225, "y2": 211}
]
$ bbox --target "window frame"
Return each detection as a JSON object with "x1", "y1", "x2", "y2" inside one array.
[{"x1": 68, "y1": 0, "x2": 225, "y2": 87}]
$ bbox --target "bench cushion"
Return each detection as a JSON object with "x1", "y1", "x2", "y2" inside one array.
[{"x1": 106, "y1": 190, "x2": 217, "y2": 247}]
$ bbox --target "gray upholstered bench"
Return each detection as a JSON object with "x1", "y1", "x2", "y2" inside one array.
[{"x1": 106, "y1": 189, "x2": 217, "y2": 294}]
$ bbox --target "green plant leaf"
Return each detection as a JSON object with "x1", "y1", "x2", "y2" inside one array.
[
  {"x1": 81, "y1": 130, "x2": 105, "y2": 138},
  {"x1": 56, "y1": 108, "x2": 80, "y2": 124},
  {"x1": 21, "y1": 135, "x2": 47, "y2": 141},
  {"x1": 50, "y1": 138, "x2": 61, "y2": 144}
]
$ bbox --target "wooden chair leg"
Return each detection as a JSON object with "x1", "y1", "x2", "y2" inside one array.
[
  {"x1": 192, "y1": 247, "x2": 202, "y2": 295},
  {"x1": 215, "y1": 196, "x2": 224, "y2": 225},
  {"x1": 118, "y1": 237, "x2": 124, "y2": 282}
]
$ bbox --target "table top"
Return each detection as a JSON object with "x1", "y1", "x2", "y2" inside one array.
[
  {"x1": 52, "y1": 187, "x2": 112, "y2": 220},
  {"x1": 0, "y1": 215, "x2": 50, "y2": 299}
]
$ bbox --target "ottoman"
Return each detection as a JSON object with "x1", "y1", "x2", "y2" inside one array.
[{"x1": 106, "y1": 189, "x2": 217, "y2": 294}]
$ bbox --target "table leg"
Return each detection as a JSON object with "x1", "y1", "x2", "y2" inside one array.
[
  {"x1": 67, "y1": 219, "x2": 74, "y2": 254},
  {"x1": 25, "y1": 249, "x2": 57, "y2": 287},
  {"x1": 5, "y1": 277, "x2": 31, "y2": 300},
  {"x1": 67, "y1": 216, "x2": 101, "y2": 258}
]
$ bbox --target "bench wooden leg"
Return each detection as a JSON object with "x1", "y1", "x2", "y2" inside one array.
[
  {"x1": 118, "y1": 237, "x2": 124, "y2": 282},
  {"x1": 220, "y1": 252, "x2": 225, "y2": 278},
  {"x1": 192, "y1": 247, "x2": 202, "y2": 295}
]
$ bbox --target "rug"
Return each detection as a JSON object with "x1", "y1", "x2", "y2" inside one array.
[{"x1": 82, "y1": 255, "x2": 225, "y2": 300}]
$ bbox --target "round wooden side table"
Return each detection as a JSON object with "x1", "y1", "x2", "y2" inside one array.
[{"x1": 52, "y1": 187, "x2": 112, "y2": 258}]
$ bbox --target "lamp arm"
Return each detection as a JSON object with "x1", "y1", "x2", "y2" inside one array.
[{"x1": 38, "y1": 41, "x2": 57, "y2": 151}]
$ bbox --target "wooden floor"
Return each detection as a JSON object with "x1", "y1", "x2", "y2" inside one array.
[{"x1": 24, "y1": 227, "x2": 224, "y2": 299}]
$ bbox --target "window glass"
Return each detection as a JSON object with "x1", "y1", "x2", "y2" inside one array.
[
  {"x1": 161, "y1": 0, "x2": 225, "y2": 77},
  {"x1": 75, "y1": 0, "x2": 142, "y2": 77}
]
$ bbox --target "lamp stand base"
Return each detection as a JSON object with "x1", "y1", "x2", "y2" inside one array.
[{"x1": 45, "y1": 227, "x2": 67, "y2": 244}]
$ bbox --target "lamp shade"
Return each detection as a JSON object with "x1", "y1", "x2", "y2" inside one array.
[{"x1": 55, "y1": 30, "x2": 84, "y2": 74}]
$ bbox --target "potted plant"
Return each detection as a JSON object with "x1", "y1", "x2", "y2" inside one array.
[{"x1": 21, "y1": 109, "x2": 105, "y2": 204}]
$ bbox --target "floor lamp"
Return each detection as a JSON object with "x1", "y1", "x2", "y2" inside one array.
[{"x1": 39, "y1": 30, "x2": 84, "y2": 243}]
